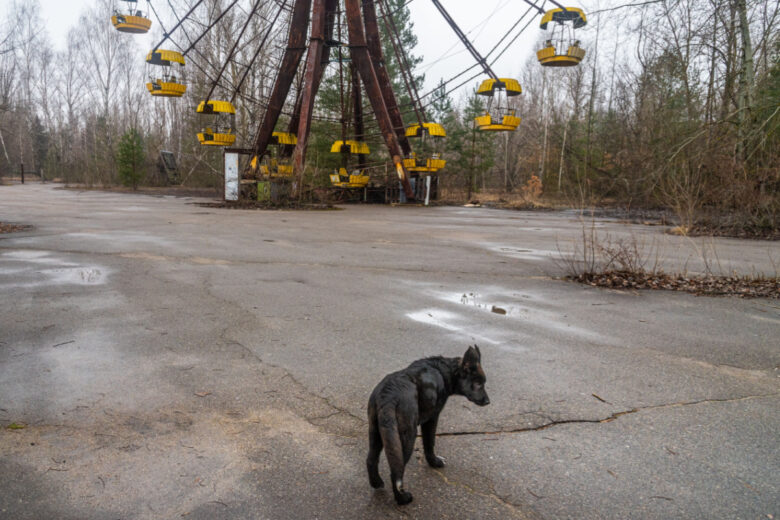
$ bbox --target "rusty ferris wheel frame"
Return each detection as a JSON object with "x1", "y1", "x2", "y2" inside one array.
[
  {"x1": 249, "y1": 0, "x2": 418, "y2": 199},
  {"x1": 142, "y1": 0, "x2": 574, "y2": 201}
]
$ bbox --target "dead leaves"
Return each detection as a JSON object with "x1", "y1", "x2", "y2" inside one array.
[{"x1": 571, "y1": 271, "x2": 779, "y2": 299}]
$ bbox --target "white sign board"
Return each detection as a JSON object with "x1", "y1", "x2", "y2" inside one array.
[{"x1": 224, "y1": 152, "x2": 239, "y2": 201}]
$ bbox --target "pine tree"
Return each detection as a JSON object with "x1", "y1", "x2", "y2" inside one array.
[
  {"x1": 116, "y1": 128, "x2": 145, "y2": 190},
  {"x1": 429, "y1": 79, "x2": 454, "y2": 123},
  {"x1": 447, "y1": 88, "x2": 496, "y2": 197}
]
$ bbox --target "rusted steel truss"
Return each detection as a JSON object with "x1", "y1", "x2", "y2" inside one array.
[
  {"x1": 251, "y1": 0, "x2": 312, "y2": 160},
  {"x1": 250, "y1": 0, "x2": 416, "y2": 200},
  {"x1": 292, "y1": 0, "x2": 338, "y2": 183}
]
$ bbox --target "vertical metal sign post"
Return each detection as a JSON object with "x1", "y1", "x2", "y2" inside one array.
[{"x1": 224, "y1": 151, "x2": 239, "y2": 201}]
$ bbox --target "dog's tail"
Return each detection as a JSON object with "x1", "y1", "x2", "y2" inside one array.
[
  {"x1": 366, "y1": 399, "x2": 384, "y2": 488},
  {"x1": 377, "y1": 404, "x2": 405, "y2": 485}
]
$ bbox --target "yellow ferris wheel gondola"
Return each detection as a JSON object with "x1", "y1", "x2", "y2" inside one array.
[
  {"x1": 474, "y1": 78, "x2": 522, "y2": 132},
  {"x1": 329, "y1": 140, "x2": 370, "y2": 188},
  {"x1": 196, "y1": 100, "x2": 236, "y2": 146},
  {"x1": 537, "y1": 7, "x2": 587, "y2": 67},
  {"x1": 250, "y1": 132, "x2": 297, "y2": 177},
  {"x1": 145, "y1": 50, "x2": 186, "y2": 98},
  {"x1": 403, "y1": 122, "x2": 447, "y2": 173},
  {"x1": 111, "y1": 0, "x2": 152, "y2": 34}
]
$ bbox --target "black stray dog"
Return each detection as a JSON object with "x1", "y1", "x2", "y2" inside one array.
[{"x1": 366, "y1": 345, "x2": 490, "y2": 505}]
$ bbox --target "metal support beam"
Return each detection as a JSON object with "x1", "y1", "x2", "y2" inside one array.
[
  {"x1": 345, "y1": 0, "x2": 414, "y2": 200},
  {"x1": 152, "y1": 0, "x2": 206, "y2": 53},
  {"x1": 430, "y1": 0, "x2": 498, "y2": 80},
  {"x1": 351, "y1": 63, "x2": 366, "y2": 168},
  {"x1": 251, "y1": 0, "x2": 313, "y2": 160},
  {"x1": 206, "y1": 0, "x2": 264, "y2": 103},
  {"x1": 291, "y1": 0, "x2": 337, "y2": 188},
  {"x1": 362, "y1": 0, "x2": 411, "y2": 155},
  {"x1": 377, "y1": 0, "x2": 425, "y2": 127}
]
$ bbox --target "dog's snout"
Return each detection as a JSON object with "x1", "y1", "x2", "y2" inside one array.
[{"x1": 481, "y1": 395, "x2": 490, "y2": 406}]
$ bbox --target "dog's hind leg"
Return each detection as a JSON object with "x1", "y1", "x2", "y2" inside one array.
[
  {"x1": 379, "y1": 409, "x2": 413, "y2": 505},
  {"x1": 422, "y1": 413, "x2": 445, "y2": 468},
  {"x1": 366, "y1": 402, "x2": 384, "y2": 488}
]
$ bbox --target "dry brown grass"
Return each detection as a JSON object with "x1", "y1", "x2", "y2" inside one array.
[
  {"x1": 437, "y1": 187, "x2": 563, "y2": 209},
  {"x1": 557, "y1": 219, "x2": 779, "y2": 298}
]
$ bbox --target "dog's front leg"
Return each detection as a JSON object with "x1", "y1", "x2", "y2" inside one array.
[{"x1": 421, "y1": 414, "x2": 445, "y2": 468}]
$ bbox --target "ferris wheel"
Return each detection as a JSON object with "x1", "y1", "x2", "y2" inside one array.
[{"x1": 110, "y1": 0, "x2": 587, "y2": 201}]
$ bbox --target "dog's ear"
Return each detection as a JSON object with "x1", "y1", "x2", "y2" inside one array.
[{"x1": 461, "y1": 345, "x2": 480, "y2": 369}]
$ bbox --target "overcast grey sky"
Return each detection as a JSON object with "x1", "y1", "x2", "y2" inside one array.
[{"x1": 6, "y1": 0, "x2": 601, "y2": 96}]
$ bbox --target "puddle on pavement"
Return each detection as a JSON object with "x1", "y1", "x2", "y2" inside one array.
[
  {"x1": 406, "y1": 309, "x2": 501, "y2": 344},
  {"x1": 459, "y1": 292, "x2": 508, "y2": 315},
  {"x1": 47, "y1": 267, "x2": 105, "y2": 285},
  {"x1": 0, "y1": 250, "x2": 109, "y2": 288},
  {"x1": 406, "y1": 283, "x2": 607, "y2": 346},
  {"x1": 485, "y1": 244, "x2": 564, "y2": 261}
]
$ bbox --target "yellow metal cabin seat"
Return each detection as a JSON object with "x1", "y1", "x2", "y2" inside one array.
[
  {"x1": 197, "y1": 128, "x2": 236, "y2": 146},
  {"x1": 403, "y1": 154, "x2": 446, "y2": 173},
  {"x1": 329, "y1": 168, "x2": 368, "y2": 188},
  {"x1": 146, "y1": 80, "x2": 186, "y2": 97},
  {"x1": 273, "y1": 161, "x2": 294, "y2": 178},
  {"x1": 196, "y1": 100, "x2": 235, "y2": 115},
  {"x1": 111, "y1": 13, "x2": 152, "y2": 33},
  {"x1": 249, "y1": 156, "x2": 293, "y2": 177},
  {"x1": 330, "y1": 168, "x2": 350, "y2": 187},
  {"x1": 536, "y1": 42, "x2": 586, "y2": 66},
  {"x1": 348, "y1": 173, "x2": 370, "y2": 187},
  {"x1": 196, "y1": 100, "x2": 236, "y2": 146},
  {"x1": 537, "y1": 8, "x2": 587, "y2": 67},
  {"x1": 145, "y1": 50, "x2": 186, "y2": 97},
  {"x1": 474, "y1": 111, "x2": 521, "y2": 131}
]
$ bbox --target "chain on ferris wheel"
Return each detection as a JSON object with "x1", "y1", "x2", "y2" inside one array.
[{"x1": 109, "y1": 0, "x2": 587, "y2": 201}]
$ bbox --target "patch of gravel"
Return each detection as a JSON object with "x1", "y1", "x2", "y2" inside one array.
[{"x1": 570, "y1": 271, "x2": 780, "y2": 299}]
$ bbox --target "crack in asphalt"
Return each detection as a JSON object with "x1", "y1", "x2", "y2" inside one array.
[
  {"x1": 213, "y1": 326, "x2": 365, "y2": 430},
  {"x1": 430, "y1": 468, "x2": 535, "y2": 519},
  {"x1": 434, "y1": 393, "x2": 780, "y2": 437}
]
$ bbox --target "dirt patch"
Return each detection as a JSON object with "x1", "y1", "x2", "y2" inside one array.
[
  {"x1": 0, "y1": 222, "x2": 33, "y2": 234},
  {"x1": 570, "y1": 271, "x2": 780, "y2": 299},
  {"x1": 195, "y1": 200, "x2": 338, "y2": 211}
]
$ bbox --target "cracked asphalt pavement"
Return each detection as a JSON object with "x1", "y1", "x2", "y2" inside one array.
[{"x1": 1, "y1": 184, "x2": 778, "y2": 519}]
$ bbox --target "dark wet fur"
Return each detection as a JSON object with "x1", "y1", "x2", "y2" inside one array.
[{"x1": 366, "y1": 345, "x2": 489, "y2": 505}]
